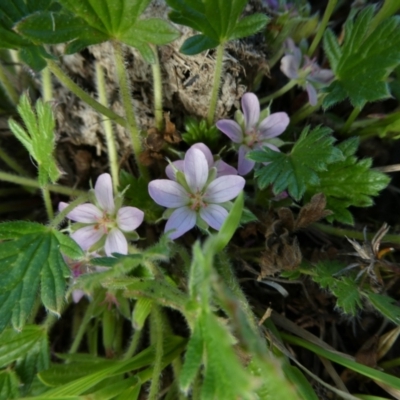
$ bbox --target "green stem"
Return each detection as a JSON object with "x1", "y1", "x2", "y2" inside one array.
[
  {"x1": 41, "y1": 66, "x2": 52, "y2": 102},
  {"x1": 313, "y1": 222, "x2": 400, "y2": 244},
  {"x1": 207, "y1": 43, "x2": 225, "y2": 126},
  {"x1": 95, "y1": 62, "x2": 119, "y2": 191},
  {"x1": 0, "y1": 146, "x2": 31, "y2": 176},
  {"x1": 340, "y1": 106, "x2": 362, "y2": 134},
  {"x1": 0, "y1": 60, "x2": 19, "y2": 105},
  {"x1": 148, "y1": 305, "x2": 164, "y2": 400},
  {"x1": 112, "y1": 41, "x2": 149, "y2": 181},
  {"x1": 308, "y1": 0, "x2": 338, "y2": 57},
  {"x1": 0, "y1": 170, "x2": 86, "y2": 196},
  {"x1": 123, "y1": 329, "x2": 142, "y2": 360},
  {"x1": 49, "y1": 192, "x2": 90, "y2": 229},
  {"x1": 289, "y1": 95, "x2": 324, "y2": 125},
  {"x1": 46, "y1": 59, "x2": 128, "y2": 128},
  {"x1": 42, "y1": 185, "x2": 54, "y2": 220},
  {"x1": 69, "y1": 291, "x2": 103, "y2": 354},
  {"x1": 151, "y1": 46, "x2": 163, "y2": 132},
  {"x1": 259, "y1": 79, "x2": 297, "y2": 105}
]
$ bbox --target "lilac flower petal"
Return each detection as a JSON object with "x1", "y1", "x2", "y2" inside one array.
[
  {"x1": 216, "y1": 120, "x2": 243, "y2": 143},
  {"x1": 238, "y1": 145, "x2": 255, "y2": 175},
  {"x1": 200, "y1": 204, "x2": 228, "y2": 230},
  {"x1": 64, "y1": 204, "x2": 103, "y2": 223},
  {"x1": 117, "y1": 207, "x2": 144, "y2": 232},
  {"x1": 241, "y1": 93, "x2": 260, "y2": 130},
  {"x1": 263, "y1": 142, "x2": 280, "y2": 152},
  {"x1": 165, "y1": 160, "x2": 184, "y2": 181},
  {"x1": 165, "y1": 207, "x2": 196, "y2": 240},
  {"x1": 258, "y1": 112, "x2": 290, "y2": 139},
  {"x1": 71, "y1": 226, "x2": 104, "y2": 251},
  {"x1": 148, "y1": 180, "x2": 189, "y2": 208},
  {"x1": 94, "y1": 173, "x2": 115, "y2": 213},
  {"x1": 214, "y1": 160, "x2": 238, "y2": 177},
  {"x1": 72, "y1": 289, "x2": 85, "y2": 303},
  {"x1": 105, "y1": 228, "x2": 128, "y2": 256},
  {"x1": 309, "y1": 68, "x2": 334, "y2": 84},
  {"x1": 191, "y1": 143, "x2": 214, "y2": 168},
  {"x1": 184, "y1": 147, "x2": 208, "y2": 192},
  {"x1": 280, "y1": 55, "x2": 299, "y2": 79},
  {"x1": 306, "y1": 82, "x2": 318, "y2": 106},
  {"x1": 59, "y1": 202, "x2": 68, "y2": 212},
  {"x1": 204, "y1": 175, "x2": 245, "y2": 203}
]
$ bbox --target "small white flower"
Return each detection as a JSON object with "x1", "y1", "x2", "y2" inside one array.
[{"x1": 59, "y1": 173, "x2": 144, "y2": 256}]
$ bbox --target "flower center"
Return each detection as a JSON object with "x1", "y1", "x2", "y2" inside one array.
[
  {"x1": 244, "y1": 128, "x2": 260, "y2": 148},
  {"x1": 188, "y1": 191, "x2": 207, "y2": 212},
  {"x1": 94, "y1": 212, "x2": 116, "y2": 234}
]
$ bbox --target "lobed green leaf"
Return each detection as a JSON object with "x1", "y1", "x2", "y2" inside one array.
[{"x1": 366, "y1": 292, "x2": 400, "y2": 325}]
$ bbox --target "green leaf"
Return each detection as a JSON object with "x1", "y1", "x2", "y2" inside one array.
[
  {"x1": 0, "y1": 370, "x2": 19, "y2": 400},
  {"x1": 0, "y1": 325, "x2": 46, "y2": 369},
  {"x1": 121, "y1": 18, "x2": 180, "y2": 46},
  {"x1": 331, "y1": 277, "x2": 362, "y2": 315},
  {"x1": 212, "y1": 191, "x2": 243, "y2": 253},
  {"x1": 131, "y1": 298, "x2": 153, "y2": 330},
  {"x1": 250, "y1": 126, "x2": 343, "y2": 200},
  {"x1": 9, "y1": 94, "x2": 60, "y2": 185},
  {"x1": 366, "y1": 292, "x2": 400, "y2": 325},
  {"x1": 229, "y1": 14, "x2": 270, "y2": 40},
  {"x1": 179, "y1": 320, "x2": 204, "y2": 393},
  {"x1": 167, "y1": 0, "x2": 265, "y2": 53},
  {"x1": 323, "y1": 7, "x2": 400, "y2": 108},
  {"x1": 180, "y1": 34, "x2": 218, "y2": 56},
  {"x1": 14, "y1": 11, "x2": 91, "y2": 44},
  {"x1": 0, "y1": 230, "x2": 70, "y2": 332},
  {"x1": 53, "y1": 231, "x2": 85, "y2": 260},
  {"x1": 0, "y1": 221, "x2": 47, "y2": 240},
  {"x1": 307, "y1": 137, "x2": 390, "y2": 225},
  {"x1": 283, "y1": 365, "x2": 319, "y2": 400}
]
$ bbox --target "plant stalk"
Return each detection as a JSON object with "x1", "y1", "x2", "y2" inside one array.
[
  {"x1": 0, "y1": 60, "x2": 19, "y2": 105},
  {"x1": 308, "y1": 0, "x2": 338, "y2": 57},
  {"x1": 95, "y1": 62, "x2": 119, "y2": 191},
  {"x1": 112, "y1": 41, "x2": 149, "y2": 180},
  {"x1": 151, "y1": 46, "x2": 164, "y2": 132},
  {"x1": 289, "y1": 95, "x2": 324, "y2": 125},
  {"x1": 0, "y1": 147, "x2": 31, "y2": 177},
  {"x1": 259, "y1": 79, "x2": 297, "y2": 105},
  {"x1": 0, "y1": 170, "x2": 86, "y2": 196},
  {"x1": 207, "y1": 43, "x2": 225, "y2": 126},
  {"x1": 340, "y1": 106, "x2": 362, "y2": 134},
  {"x1": 41, "y1": 66, "x2": 52, "y2": 102},
  {"x1": 42, "y1": 185, "x2": 54, "y2": 220},
  {"x1": 148, "y1": 305, "x2": 164, "y2": 400},
  {"x1": 46, "y1": 59, "x2": 128, "y2": 128}
]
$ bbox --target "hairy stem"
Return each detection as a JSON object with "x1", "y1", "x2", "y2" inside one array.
[
  {"x1": 112, "y1": 41, "x2": 149, "y2": 181},
  {"x1": 42, "y1": 185, "x2": 54, "y2": 220},
  {"x1": 340, "y1": 106, "x2": 362, "y2": 134},
  {"x1": 41, "y1": 66, "x2": 52, "y2": 102},
  {"x1": 46, "y1": 59, "x2": 128, "y2": 128},
  {"x1": 49, "y1": 192, "x2": 90, "y2": 228},
  {"x1": 0, "y1": 60, "x2": 19, "y2": 105},
  {"x1": 0, "y1": 170, "x2": 86, "y2": 196},
  {"x1": 313, "y1": 222, "x2": 400, "y2": 244},
  {"x1": 259, "y1": 79, "x2": 297, "y2": 105},
  {"x1": 95, "y1": 62, "x2": 119, "y2": 191},
  {"x1": 207, "y1": 43, "x2": 225, "y2": 126},
  {"x1": 308, "y1": 0, "x2": 338, "y2": 57},
  {"x1": 151, "y1": 46, "x2": 164, "y2": 132},
  {"x1": 69, "y1": 292, "x2": 103, "y2": 354},
  {"x1": 289, "y1": 95, "x2": 324, "y2": 125},
  {"x1": 148, "y1": 305, "x2": 164, "y2": 400},
  {"x1": 0, "y1": 147, "x2": 31, "y2": 177},
  {"x1": 123, "y1": 328, "x2": 143, "y2": 360}
]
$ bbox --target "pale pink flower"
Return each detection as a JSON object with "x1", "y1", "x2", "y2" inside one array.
[
  {"x1": 216, "y1": 93, "x2": 289, "y2": 175},
  {"x1": 165, "y1": 142, "x2": 237, "y2": 180},
  {"x1": 148, "y1": 147, "x2": 245, "y2": 239},
  {"x1": 59, "y1": 173, "x2": 144, "y2": 256},
  {"x1": 280, "y1": 38, "x2": 334, "y2": 106}
]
